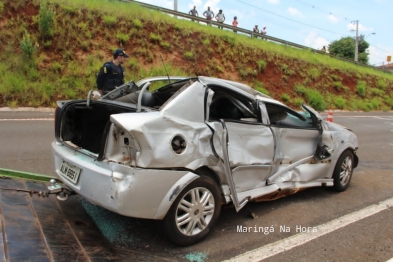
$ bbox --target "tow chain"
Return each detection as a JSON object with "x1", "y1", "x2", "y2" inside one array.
[
  {"x1": 0, "y1": 179, "x2": 73, "y2": 201},
  {"x1": 0, "y1": 187, "x2": 55, "y2": 197}
]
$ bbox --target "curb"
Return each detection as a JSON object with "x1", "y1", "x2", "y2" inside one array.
[
  {"x1": 0, "y1": 107, "x2": 55, "y2": 112},
  {"x1": 0, "y1": 168, "x2": 54, "y2": 182}
]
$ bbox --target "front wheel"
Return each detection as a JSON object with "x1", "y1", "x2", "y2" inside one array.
[
  {"x1": 163, "y1": 176, "x2": 221, "y2": 246},
  {"x1": 332, "y1": 150, "x2": 354, "y2": 192}
]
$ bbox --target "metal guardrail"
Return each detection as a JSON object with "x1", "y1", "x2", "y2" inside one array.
[{"x1": 123, "y1": 0, "x2": 391, "y2": 74}]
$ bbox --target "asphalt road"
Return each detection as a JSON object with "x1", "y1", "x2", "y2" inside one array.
[{"x1": 0, "y1": 110, "x2": 392, "y2": 262}]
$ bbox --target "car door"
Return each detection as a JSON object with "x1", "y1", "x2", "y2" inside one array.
[
  {"x1": 205, "y1": 88, "x2": 275, "y2": 211},
  {"x1": 262, "y1": 102, "x2": 330, "y2": 183}
]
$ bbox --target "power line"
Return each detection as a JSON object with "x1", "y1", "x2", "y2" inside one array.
[
  {"x1": 295, "y1": 0, "x2": 354, "y2": 22},
  {"x1": 235, "y1": 0, "x2": 347, "y2": 37}
]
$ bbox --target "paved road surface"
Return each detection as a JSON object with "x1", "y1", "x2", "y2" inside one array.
[{"x1": 0, "y1": 110, "x2": 392, "y2": 261}]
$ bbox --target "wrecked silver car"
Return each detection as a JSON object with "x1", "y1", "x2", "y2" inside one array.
[{"x1": 51, "y1": 76, "x2": 359, "y2": 245}]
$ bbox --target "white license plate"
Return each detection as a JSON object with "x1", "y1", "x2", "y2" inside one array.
[{"x1": 59, "y1": 161, "x2": 81, "y2": 184}]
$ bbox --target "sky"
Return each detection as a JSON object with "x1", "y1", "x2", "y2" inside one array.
[{"x1": 136, "y1": 0, "x2": 392, "y2": 66}]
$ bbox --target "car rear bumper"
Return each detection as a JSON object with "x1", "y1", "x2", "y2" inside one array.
[{"x1": 51, "y1": 141, "x2": 198, "y2": 219}]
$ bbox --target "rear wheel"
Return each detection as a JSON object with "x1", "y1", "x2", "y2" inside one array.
[
  {"x1": 332, "y1": 150, "x2": 354, "y2": 192},
  {"x1": 163, "y1": 176, "x2": 221, "y2": 246}
]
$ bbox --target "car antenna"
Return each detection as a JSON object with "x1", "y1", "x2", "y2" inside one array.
[{"x1": 159, "y1": 54, "x2": 171, "y2": 84}]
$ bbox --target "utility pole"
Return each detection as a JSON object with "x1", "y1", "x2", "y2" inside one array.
[
  {"x1": 174, "y1": 0, "x2": 178, "y2": 18},
  {"x1": 353, "y1": 20, "x2": 359, "y2": 62}
]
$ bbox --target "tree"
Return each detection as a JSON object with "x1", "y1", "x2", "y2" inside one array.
[{"x1": 328, "y1": 36, "x2": 370, "y2": 64}]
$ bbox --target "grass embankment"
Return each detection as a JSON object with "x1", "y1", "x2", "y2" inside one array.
[{"x1": 0, "y1": 0, "x2": 392, "y2": 111}]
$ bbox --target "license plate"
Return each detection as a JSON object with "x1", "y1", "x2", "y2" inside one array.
[{"x1": 59, "y1": 161, "x2": 81, "y2": 184}]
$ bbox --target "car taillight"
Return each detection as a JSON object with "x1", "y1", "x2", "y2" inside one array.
[{"x1": 54, "y1": 105, "x2": 59, "y2": 133}]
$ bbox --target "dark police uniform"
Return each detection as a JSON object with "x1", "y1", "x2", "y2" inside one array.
[{"x1": 96, "y1": 61, "x2": 125, "y2": 94}]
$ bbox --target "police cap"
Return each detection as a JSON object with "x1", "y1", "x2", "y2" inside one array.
[{"x1": 113, "y1": 48, "x2": 130, "y2": 58}]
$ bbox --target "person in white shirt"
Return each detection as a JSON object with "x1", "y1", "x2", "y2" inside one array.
[{"x1": 215, "y1": 9, "x2": 225, "y2": 29}]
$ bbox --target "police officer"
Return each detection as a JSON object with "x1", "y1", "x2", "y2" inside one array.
[{"x1": 96, "y1": 48, "x2": 129, "y2": 95}]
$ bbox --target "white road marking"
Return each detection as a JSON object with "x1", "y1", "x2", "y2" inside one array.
[
  {"x1": 224, "y1": 197, "x2": 393, "y2": 262},
  {"x1": 0, "y1": 118, "x2": 53, "y2": 121}
]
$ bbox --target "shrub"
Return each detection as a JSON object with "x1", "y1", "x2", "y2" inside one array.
[
  {"x1": 368, "y1": 98, "x2": 381, "y2": 110},
  {"x1": 333, "y1": 96, "x2": 346, "y2": 109},
  {"x1": 77, "y1": 22, "x2": 88, "y2": 31},
  {"x1": 281, "y1": 93, "x2": 290, "y2": 102},
  {"x1": 295, "y1": 84, "x2": 307, "y2": 94},
  {"x1": 304, "y1": 89, "x2": 326, "y2": 111},
  {"x1": 333, "y1": 81, "x2": 343, "y2": 90},
  {"x1": 85, "y1": 31, "x2": 92, "y2": 39},
  {"x1": 81, "y1": 41, "x2": 89, "y2": 51},
  {"x1": 342, "y1": 86, "x2": 351, "y2": 93},
  {"x1": 254, "y1": 81, "x2": 269, "y2": 95},
  {"x1": 160, "y1": 41, "x2": 170, "y2": 49},
  {"x1": 116, "y1": 33, "x2": 129, "y2": 44},
  {"x1": 331, "y1": 74, "x2": 341, "y2": 81},
  {"x1": 38, "y1": 0, "x2": 54, "y2": 40},
  {"x1": 386, "y1": 95, "x2": 393, "y2": 109},
  {"x1": 257, "y1": 60, "x2": 266, "y2": 72},
  {"x1": 281, "y1": 64, "x2": 288, "y2": 73},
  {"x1": 370, "y1": 88, "x2": 384, "y2": 96},
  {"x1": 184, "y1": 51, "x2": 194, "y2": 60},
  {"x1": 133, "y1": 19, "x2": 142, "y2": 29},
  {"x1": 222, "y1": 35, "x2": 236, "y2": 46},
  {"x1": 290, "y1": 97, "x2": 304, "y2": 108},
  {"x1": 296, "y1": 84, "x2": 326, "y2": 111},
  {"x1": 309, "y1": 68, "x2": 320, "y2": 80},
  {"x1": 51, "y1": 61, "x2": 63, "y2": 73},
  {"x1": 128, "y1": 58, "x2": 139, "y2": 71},
  {"x1": 19, "y1": 30, "x2": 36, "y2": 59},
  {"x1": 202, "y1": 39, "x2": 210, "y2": 47},
  {"x1": 60, "y1": 4, "x2": 78, "y2": 14},
  {"x1": 150, "y1": 33, "x2": 162, "y2": 43},
  {"x1": 103, "y1": 15, "x2": 116, "y2": 27},
  {"x1": 377, "y1": 79, "x2": 388, "y2": 90},
  {"x1": 348, "y1": 99, "x2": 368, "y2": 111},
  {"x1": 356, "y1": 81, "x2": 366, "y2": 97}
]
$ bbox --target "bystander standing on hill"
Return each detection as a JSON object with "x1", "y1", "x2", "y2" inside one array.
[
  {"x1": 203, "y1": 7, "x2": 214, "y2": 25},
  {"x1": 253, "y1": 25, "x2": 259, "y2": 38},
  {"x1": 321, "y1": 46, "x2": 326, "y2": 52},
  {"x1": 215, "y1": 9, "x2": 225, "y2": 29},
  {"x1": 189, "y1": 6, "x2": 198, "y2": 22},
  {"x1": 232, "y1": 16, "x2": 238, "y2": 33},
  {"x1": 261, "y1": 26, "x2": 267, "y2": 38},
  {"x1": 96, "y1": 48, "x2": 129, "y2": 95}
]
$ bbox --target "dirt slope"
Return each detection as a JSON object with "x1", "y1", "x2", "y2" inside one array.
[{"x1": 0, "y1": 0, "x2": 392, "y2": 110}]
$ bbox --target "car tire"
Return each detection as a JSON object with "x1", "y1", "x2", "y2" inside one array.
[
  {"x1": 332, "y1": 150, "x2": 354, "y2": 192},
  {"x1": 163, "y1": 175, "x2": 221, "y2": 246}
]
